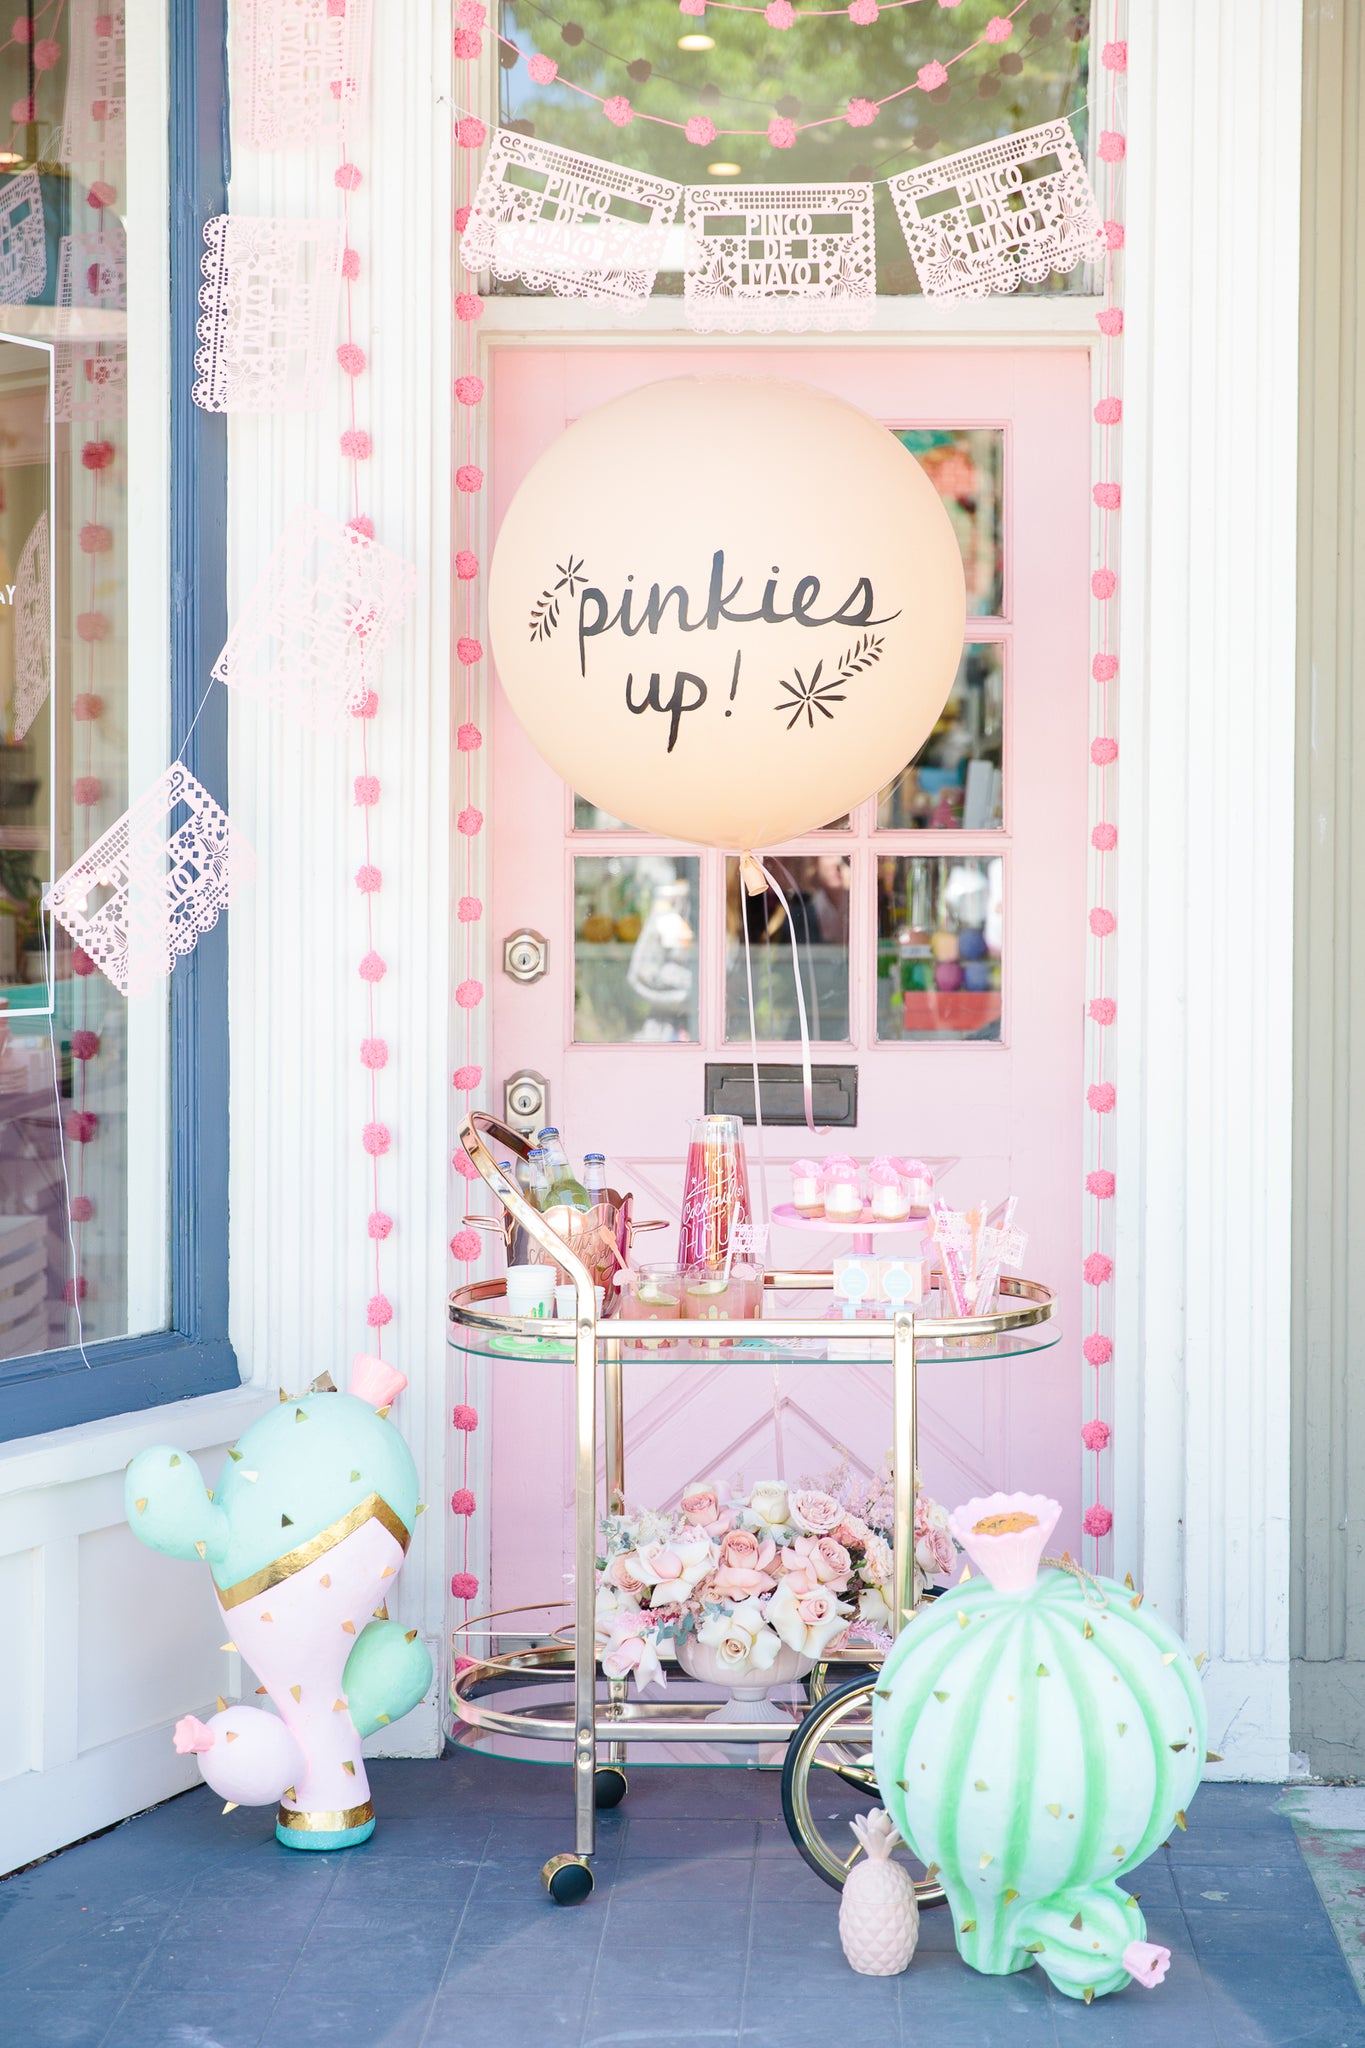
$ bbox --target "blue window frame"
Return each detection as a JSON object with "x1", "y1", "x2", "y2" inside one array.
[{"x1": 0, "y1": 1, "x2": 237, "y2": 1442}]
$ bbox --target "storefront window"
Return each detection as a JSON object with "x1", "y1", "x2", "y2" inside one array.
[
  {"x1": 574, "y1": 853, "x2": 700, "y2": 1042},
  {"x1": 876, "y1": 853, "x2": 1002, "y2": 1042},
  {"x1": 877, "y1": 642, "x2": 1004, "y2": 830},
  {"x1": 897, "y1": 429, "x2": 1004, "y2": 617},
  {"x1": 724, "y1": 852, "x2": 851, "y2": 1043},
  {"x1": 495, "y1": 0, "x2": 1091, "y2": 297}
]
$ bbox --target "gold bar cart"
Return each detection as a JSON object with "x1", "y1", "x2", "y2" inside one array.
[{"x1": 447, "y1": 1111, "x2": 1058, "y2": 1902}]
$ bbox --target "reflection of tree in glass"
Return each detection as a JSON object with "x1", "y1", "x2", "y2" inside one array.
[{"x1": 494, "y1": 0, "x2": 1090, "y2": 294}]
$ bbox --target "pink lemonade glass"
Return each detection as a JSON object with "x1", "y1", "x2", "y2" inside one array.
[
  {"x1": 683, "y1": 1263, "x2": 733, "y2": 1349},
  {"x1": 628, "y1": 1262, "x2": 683, "y2": 1349}
]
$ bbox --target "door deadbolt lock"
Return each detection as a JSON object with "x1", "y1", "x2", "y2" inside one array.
[
  {"x1": 503, "y1": 1069, "x2": 549, "y2": 1134},
  {"x1": 503, "y1": 927, "x2": 549, "y2": 984}
]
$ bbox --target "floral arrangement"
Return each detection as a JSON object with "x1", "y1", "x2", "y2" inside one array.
[{"x1": 594, "y1": 1465, "x2": 955, "y2": 1694}]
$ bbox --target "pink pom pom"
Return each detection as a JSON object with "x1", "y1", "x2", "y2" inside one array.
[
  {"x1": 70, "y1": 1196, "x2": 94, "y2": 1223},
  {"x1": 71, "y1": 1030, "x2": 100, "y2": 1061},
  {"x1": 453, "y1": 26, "x2": 482, "y2": 58},
  {"x1": 456, "y1": 978, "x2": 484, "y2": 1009},
  {"x1": 527, "y1": 51, "x2": 558, "y2": 82},
  {"x1": 73, "y1": 693, "x2": 103, "y2": 722},
  {"x1": 1084, "y1": 1251, "x2": 1113, "y2": 1287},
  {"x1": 354, "y1": 774, "x2": 380, "y2": 806},
  {"x1": 65, "y1": 1110, "x2": 98, "y2": 1143},
  {"x1": 457, "y1": 636, "x2": 483, "y2": 666},
  {"x1": 337, "y1": 342, "x2": 367, "y2": 375},
  {"x1": 351, "y1": 689, "x2": 379, "y2": 719},
  {"x1": 1092, "y1": 821, "x2": 1118, "y2": 852},
  {"x1": 454, "y1": 375, "x2": 483, "y2": 406},
  {"x1": 458, "y1": 805, "x2": 483, "y2": 836},
  {"x1": 32, "y1": 37, "x2": 59, "y2": 70},
  {"x1": 768, "y1": 115, "x2": 796, "y2": 148},
  {"x1": 1095, "y1": 396, "x2": 1123, "y2": 425},
  {"x1": 10, "y1": 96, "x2": 33, "y2": 123},
  {"x1": 359, "y1": 950, "x2": 387, "y2": 982},
  {"x1": 455, "y1": 291, "x2": 484, "y2": 323},
  {"x1": 1082, "y1": 1418, "x2": 1112, "y2": 1451},
  {"x1": 1097, "y1": 306, "x2": 1124, "y2": 336},
  {"x1": 846, "y1": 99, "x2": 877, "y2": 127},
  {"x1": 1099, "y1": 131, "x2": 1126, "y2": 163},
  {"x1": 685, "y1": 115, "x2": 717, "y2": 146},
  {"x1": 457, "y1": 722, "x2": 483, "y2": 751},
  {"x1": 917, "y1": 60, "x2": 949, "y2": 90},
  {"x1": 454, "y1": 1654, "x2": 476, "y2": 1676},
  {"x1": 1103, "y1": 41, "x2": 1128, "y2": 71},
  {"x1": 1088, "y1": 1082, "x2": 1117, "y2": 1114},
  {"x1": 368, "y1": 1211, "x2": 393, "y2": 1239},
  {"x1": 1092, "y1": 568, "x2": 1117, "y2": 599},
  {"x1": 1091, "y1": 736, "x2": 1118, "y2": 766},
  {"x1": 848, "y1": 0, "x2": 878, "y2": 21},
  {"x1": 456, "y1": 551, "x2": 480, "y2": 581},
  {"x1": 1089, "y1": 907, "x2": 1116, "y2": 937},
  {"x1": 451, "y1": 1571, "x2": 479, "y2": 1600},
  {"x1": 450, "y1": 1488, "x2": 477, "y2": 1515},
  {"x1": 73, "y1": 776, "x2": 101, "y2": 807},
  {"x1": 363, "y1": 1121, "x2": 391, "y2": 1157},
  {"x1": 1087, "y1": 1169, "x2": 1117, "y2": 1200},
  {"x1": 452, "y1": 1148, "x2": 479, "y2": 1179},
  {"x1": 603, "y1": 95, "x2": 633, "y2": 127},
  {"x1": 457, "y1": 896, "x2": 483, "y2": 921},
  {"x1": 351, "y1": 1352, "x2": 408, "y2": 1407},
  {"x1": 340, "y1": 428, "x2": 372, "y2": 460},
  {"x1": 360, "y1": 1037, "x2": 388, "y2": 1070},
  {"x1": 341, "y1": 246, "x2": 361, "y2": 280},
  {"x1": 1083, "y1": 1503, "x2": 1114, "y2": 1537},
  {"x1": 454, "y1": 204, "x2": 472, "y2": 235},
  {"x1": 457, "y1": 116, "x2": 487, "y2": 148},
  {"x1": 76, "y1": 611, "x2": 109, "y2": 642},
  {"x1": 1084, "y1": 1333, "x2": 1113, "y2": 1366},
  {"x1": 12, "y1": 15, "x2": 31, "y2": 42},
  {"x1": 82, "y1": 439, "x2": 115, "y2": 471},
  {"x1": 347, "y1": 512, "x2": 374, "y2": 538},
  {"x1": 62, "y1": 1275, "x2": 88, "y2": 1305},
  {"x1": 765, "y1": 0, "x2": 795, "y2": 22},
  {"x1": 450, "y1": 1230, "x2": 482, "y2": 1264},
  {"x1": 456, "y1": 464, "x2": 483, "y2": 493},
  {"x1": 452, "y1": 1402, "x2": 479, "y2": 1430},
  {"x1": 80, "y1": 522, "x2": 112, "y2": 553},
  {"x1": 334, "y1": 162, "x2": 363, "y2": 192},
  {"x1": 453, "y1": 1064, "x2": 482, "y2": 1090},
  {"x1": 1089, "y1": 996, "x2": 1117, "y2": 1026},
  {"x1": 1103, "y1": 220, "x2": 1126, "y2": 251},
  {"x1": 459, "y1": 0, "x2": 488, "y2": 23},
  {"x1": 72, "y1": 949, "x2": 96, "y2": 978},
  {"x1": 984, "y1": 15, "x2": 1012, "y2": 40},
  {"x1": 356, "y1": 865, "x2": 382, "y2": 893},
  {"x1": 1093, "y1": 482, "x2": 1121, "y2": 512},
  {"x1": 367, "y1": 1294, "x2": 393, "y2": 1328}
]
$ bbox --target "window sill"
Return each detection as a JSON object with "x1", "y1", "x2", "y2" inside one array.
[{"x1": 0, "y1": 1353, "x2": 261, "y2": 1474}]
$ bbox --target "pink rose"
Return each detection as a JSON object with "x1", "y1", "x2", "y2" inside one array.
[
  {"x1": 788, "y1": 1534, "x2": 852, "y2": 1591},
  {"x1": 606, "y1": 1554, "x2": 649, "y2": 1599},
  {"x1": 789, "y1": 1490, "x2": 843, "y2": 1535},
  {"x1": 834, "y1": 1518, "x2": 871, "y2": 1549},
  {"x1": 719, "y1": 1529, "x2": 774, "y2": 1572},
  {"x1": 680, "y1": 1483, "x2": 731, "y2": 1536},
  {"x1": 599, "y1": 1614, "x2": 664, "y2": 1692},
  {"x1": 710, "y1": 1564, "x2": 778, "y2": 1601},
  {"x1": 797, "y1": 1586, "x2": 839, "y2": 1627}
]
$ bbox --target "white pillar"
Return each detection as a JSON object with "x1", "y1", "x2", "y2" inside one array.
[{"x1": 1114, "y1": 0, "x2": 1302, "y2": 1776}]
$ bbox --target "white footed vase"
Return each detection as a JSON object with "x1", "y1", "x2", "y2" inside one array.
[{"x1": 674, "y1": 1634, "x2": 815, "y2": 1723}]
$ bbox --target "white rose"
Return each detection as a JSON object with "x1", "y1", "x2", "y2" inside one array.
[
  {"x1": 745, "y1": 1480, "x2": 792, "y2": 1535},
  {"x1": 862, "y1": 1533, "x2": 894, "y2": 1584},
  {"x1": 636, "y1": 1530, "x2": 717, "y2": 1606},
  {"x1": 696, "y1": 1596, "x2": 782, "y2": 1673},
  {"x1": 767, "y1": 1577, "x2": 851, "y2": 1660},
  {"x1": 857, "y1": 1583, "x2": 893, "y2": 1632}
]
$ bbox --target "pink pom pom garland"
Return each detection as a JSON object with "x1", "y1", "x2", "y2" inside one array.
[
  {"x1": 1082, "y1": 1504, "x2": 1114, "y2": 1538},
  {"x1": 450, "y1": 1488, "x2": 477, "y2": 1516},
  {"x1": 846, "y1": 98, "x2": 877, "y2": 127},
  {"x1": 1082, "y1": 1419, "x2": 1112, "y2": 1452},
  {"x1": 527, "y1": 51, "x2": 558, "y2": 82},
  {"x1": 768, "y1": 115, "x2": 797, "y2": 148},
  {"x1": 686, "y1": 115, "x2": 717, "y2": 145},
  {"x1": 449, "y1": 1230, "x2": 482, "y2": 1264},
  {"x1": 917, "y1": 60, "x2": 948, "y2": 90},
  {"x1": 452, "y1": 1403, "x2": 479, "y2": 1431},
  {"x1": 1087, "y1": 1169, "x2": 1117, "y2": 1200},
  {"x1": 368, "y1": 1211, "x2": 393, "y2": 1240},
  {"x1": 453, "y1": 1065, "x2": 482, "y2": 1091}
]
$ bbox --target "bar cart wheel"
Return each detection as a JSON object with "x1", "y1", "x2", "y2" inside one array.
[
  {"x1": 594, "y1": 1765, "x2": 629, "y2": 1809},
  {"x1": 541, "y1": 1853, "x2": 595, "y2": 1905},
  {"x1": 780, "y1": 1675, "x2": 946, "y2": 1907}
]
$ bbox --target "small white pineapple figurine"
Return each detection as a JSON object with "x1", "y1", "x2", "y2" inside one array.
[{"x1": 838, "y1": 1809, "x2": 920, "y2": 1976}]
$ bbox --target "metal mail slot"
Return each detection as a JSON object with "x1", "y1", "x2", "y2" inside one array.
[{"x1": 703, "y1": 1063, "x2": 858, "y2": 1128}]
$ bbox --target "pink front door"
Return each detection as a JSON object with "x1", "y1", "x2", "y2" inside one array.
[{"x1": 485, "y1": 346, "x2": 1090, "y2": 1611}]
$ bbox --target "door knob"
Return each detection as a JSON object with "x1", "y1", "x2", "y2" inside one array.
[
  {"x1": 503, "y1": 927, "x2": 549, "y2": 984},
  {"x1": 503, "y1": 1069, "x2": 549, "y2": 1134}
]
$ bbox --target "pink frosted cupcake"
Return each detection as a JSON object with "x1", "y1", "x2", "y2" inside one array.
[
  {"x1": 868, "y1": 1156, "x2": 910, "y2": 1222},
  {"x1": 821, "y1": 1154, "x2": 863, "y2": 1220},
  {"x1": 790, "y1": 1157, "x2": 824, "y2": 1219},
  {"x1": 947, "y1": 1491, "x2": 1062, "y2": 1592}
]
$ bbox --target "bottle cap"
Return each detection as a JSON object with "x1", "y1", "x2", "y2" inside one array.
[{"x1": 584, "y1": 1152, "x2": 605, "y2": 1163}]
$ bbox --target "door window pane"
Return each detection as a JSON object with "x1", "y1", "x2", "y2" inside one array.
[
  {"x1": 573, "y1": 793, "x2": 636, "y2": 831},
  {"x1": 877, "y1": 643, "x2": 1003, "y2": 830},
  {"x1": 574, "y1": 854, "x2": 700, "y2": 1042},
  {"x1": 725, "y1": 853, "x2": 850, "y2": 1044},
  {"x1": 896, "y1": 430, "x2": 1003, "y2": 617},
  {"x1": 877, "y1": 855, "x2": 1002, "y2": 1043}
]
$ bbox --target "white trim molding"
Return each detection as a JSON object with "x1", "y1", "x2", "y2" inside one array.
[{"x1": 1114, "y1": 0, "x2": 1303, "y2": 1777}]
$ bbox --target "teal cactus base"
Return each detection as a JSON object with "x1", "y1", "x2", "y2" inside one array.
[
  {"x1": 276, "y1": 1816, "x2": 376, "y2": 1852},
  {"x1": 872, "y1": 1564, "x2": 1206, "y2": 2001}
]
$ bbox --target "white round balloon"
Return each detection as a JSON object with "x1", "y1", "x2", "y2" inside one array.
[{"x1": 488, "y1": 376, "x2": 966, "y2": 849}]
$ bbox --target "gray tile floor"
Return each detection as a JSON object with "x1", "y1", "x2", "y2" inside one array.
[{"x1": 1, "y1": 1754, "x2": 1362, "y2": 2047}]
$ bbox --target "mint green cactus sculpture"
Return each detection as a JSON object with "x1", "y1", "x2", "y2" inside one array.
[
  {"x1": 872, "y1": 1493, "x2": 1204, "y2": 2002},
  {"x1": 125, "y1": 1357, "x2": 432, "y2": 1850}
]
